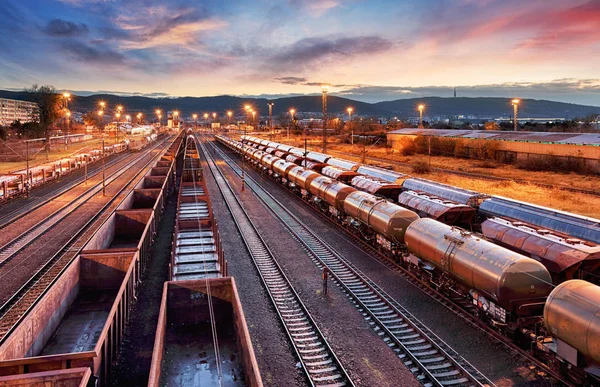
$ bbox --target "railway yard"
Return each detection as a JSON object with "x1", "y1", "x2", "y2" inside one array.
[{"x1": 0, "y1": 130, "x2": 598, "y2": 387}]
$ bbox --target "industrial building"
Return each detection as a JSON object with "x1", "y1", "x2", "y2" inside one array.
[
  {"x1": 387, "y1": 128, "x2": 600, "y2": 172},
  {"x1": 0, "y1": 98, "x2": 38, "y2": 126}
]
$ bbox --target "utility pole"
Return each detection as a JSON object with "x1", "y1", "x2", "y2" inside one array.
[
  {"x1": 241, "y1": 126, "x2": 246, "y2": 192},
  {"x1": 102, "y1": 136, "x2": 106, "y2": 196},
  {"x1": 268, "y1": 102, "x2": 274, "y2": 135},
  {"x1": 512, "y1": 99, "x2": 520, "y2": 131},
  {"x1": 25, "y1": 139, "x2": 30, "y2": 197},
  {"x1": 321, "y1": 85, "x2": 328, "y2": 153}
]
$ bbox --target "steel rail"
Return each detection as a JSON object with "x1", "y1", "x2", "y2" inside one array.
[
  {"x1": 197, "y1": 134, "x2": 354, "y2": 387},
  {"x1": 0, "y1": 151, "x2": 131, "y2": 229},
  {"x1": 0, "y1": 151, "x2": 158, "y2": 266},
  {"x1": 225, "y1": 139, "x2": 576, "y2": 387},
  {"x1": 0, "y1": 138, "x2": 172, "y2": 344},
  {"x1": 210, "y1": 137, "x2": 492, "y2": 387}
]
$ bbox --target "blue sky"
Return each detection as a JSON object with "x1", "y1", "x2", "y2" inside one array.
[{"x1": 0, "y1": 0, "x2": 599, "y2": 104}]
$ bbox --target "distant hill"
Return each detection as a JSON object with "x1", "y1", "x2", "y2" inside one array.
[
  {"x1": 1, "y1": 90, "x2": 598, "y2": 119},
  {"x1": 374, "y1": 97, "x2": 600, "y2": 118}
]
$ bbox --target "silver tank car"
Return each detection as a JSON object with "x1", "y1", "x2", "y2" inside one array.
[
  {"x1": 405, "y1": 218, "x2": 553, "y2": 313},
  {"x1": 343, "y1": 191, "x2": 419, "y2": 244},
  {"x1": 260, "y1": 154, "x2": 279, "y2": 170},
  {"x1": 544, "y1": 280, "x2": 600, "y2": 364},
  {"x1": 309, "y1": 176, "x2": 357, "y2": 210},
  {"x1": 272, "y1": 160, "x2": 297, "y2": 179}
]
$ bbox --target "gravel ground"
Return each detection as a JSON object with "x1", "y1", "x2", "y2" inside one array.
[
  {"x1": 200, "y1": 149, "x2": 307, "y2": 387},
  {"x1": 215, "y1": 140, "x2": 559, "y2": 387},
  {"x1": 0, "y1": 147, "x2": 164, "y2": 306},
  {"x1": 109, "y1": 193, "x2": 175, "y2": 386},
  {"x1": 204, "y1": 141, "x2": 419, "y2": 387}
]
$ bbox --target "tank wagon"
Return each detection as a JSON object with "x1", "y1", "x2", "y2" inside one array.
[
  {"x1": 480, "y1": 196, "x2": 600, "y2": 245},
  {"x1": 482, "y1": 217, "x2": 600, "y2": 284},
  {"x1": 398, "y1": 191, "x2": 476, "y2": 226},
  {"x1": 541, "y1": 280, "x2": 600, "y2": 384},
  {"x1": 356, "y1": 165, "x2": 408, "y2": 185},
  {"x1": 217, "y1": 135, "x2": 600, "y2": 384},
  {"x1": 350, "y1": 175, "x2": 402, "y2": 200},
  {"x1": 402, "y1": 178, "x2": 489, "y2": 207},
  {"x1": 405, "y1": 218, "x2": 553, "y2": 326}
]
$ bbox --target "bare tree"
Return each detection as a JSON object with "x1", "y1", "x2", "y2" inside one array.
[{"x1": 27, "y1": 85, "x2": 61, "y2": 157}]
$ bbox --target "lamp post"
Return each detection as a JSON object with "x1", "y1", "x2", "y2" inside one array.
[
  {"x1": 155, "y1": 109, "x2": 162, "y2": 127},
  {"x1": 512, "y1": 99, "x2": 520, "y2": 131},
  {"x1": 227, "y1": 110, "x2": 233, "y2": 127},
  {"x1": 418, "y1": 104, "x2": 425, "y2": 128},
  {"x1": 203, "y1": 113, "x2": 209, "y2": 130},
  {"x1": 242, "y1": 124, "x2": 246, "y2": 192},
  {"x1": 173, "y1": 111, "x2": 179, "y2": 129},
  {"x1": 212, "y1": 112, "x2": 217, "y2": 132},
  {"x1": 347, "y1": 107, "x2": 353, "y2": 145},
  {"x1": 62, "y1": 92, "x2": 71, "y2": 149},
  {"x1": 288, "y1": 108, "x2": 295, "y2": 140},
  {"x1": 193, "y1": 114, "x2": 198, "y2": 131},
  {"x1": 98, "y1": 110, "x2": 105, "y2": 195},
  {"x1": 268, "y1": 102, "x2": 274, "y2": 134},
  {"x1": 137, "y1": 112, "x2": 143, "y2": 125},
  {"x1": 115, "y1": 112, "x2": 121, "y2": 145},
  {"x1": 321, "y1": 84, "x2": 329, "y2": 153},
  {"x1": 65, "y1": 111, "x2": 71, "y2": 150}
]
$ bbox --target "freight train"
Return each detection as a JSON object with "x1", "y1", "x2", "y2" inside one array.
[{"x1": 217, "y1": 134, "x2": 600, "y2": 384}]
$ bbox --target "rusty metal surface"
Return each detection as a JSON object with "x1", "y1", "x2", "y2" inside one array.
[
  {"x1": 482, "y1": 218, "x2": 600, "y2": 280},
  {"x1": 405, "y1": 218, "x2": 554, "y2": 312},
  {"x1": 0, "y1": 367, "x2": 91, "y2": 386},
  {"x1": 350, "y1": 175, "x2": 402, "y2": 199},
  {"x1": 398, "y1": 191, "x2": 476, "y2": 225},
  {"x1": 544, "y1": 280, "x2": 600, "y2": 364},
  {"x1": 149, "y1": 278, "x2": 263, "y2": 387}
]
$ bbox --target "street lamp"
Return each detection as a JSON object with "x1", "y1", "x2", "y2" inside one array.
[
  {"x1": 321, "y1": 84, "x2": 329, "y2": 153},
  {"x1": 62, "y1": 92, "x2": 71, "y2": 149},
  {"x1": 115, "y1": 112, "x2": 121, "y2": 144},
  {"x1": 137, "y1": 112, "x2": 142, "y2": 124},
  {"x1": 155, "y1": 109, "x2": 162, "y2": 127},
  {"x1": 98, "y1": 110, "x2": 106, "y2": 195},
  {"x1": 288, "y1": 108, "x2": 295, "y2": 140},
  {"x1": 418, "y1": 104, "x2": 425, "y2": 128},
  {"x1": 173, "y1": 111, "x2": 179, "y2": 129},
  {"x1": 65, "y1": 110, "x2": 71, "y2": 150},
  {"x1": 347, "y1": 107, "x2": 354, "y2": 145},
  {"x1": 203, "y1": 113, "x2": 209, "y2": 129},
  {"x1": 193, "y1": 114, "x2": 198, "y2": 130},
  {"x1": 512, "y1": 99, "x2": 520, "y2": 131},
  {"x1": 227, "y1": 110, "x2": 233, "y2": 125},
  {"x1": 268, "y1": 102, "x2": 274, "y2": 134}
]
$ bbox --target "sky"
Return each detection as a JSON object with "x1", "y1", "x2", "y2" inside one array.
[{"x1": 0, "y1": 0, "x2": 599, "y2": 105}]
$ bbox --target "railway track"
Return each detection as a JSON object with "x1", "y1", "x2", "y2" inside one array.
[
  {"x1": 0, "y1": 138, "x2": 172, "y2": 343},
  {"x1": 296, "y1": 145, "x2": 600, "y2": 198},
  {"x1": 197, "y1": 134, "x2": 354, "y2": 387},
  {"x1": 0, "y1": 151, "x2": 130, "y2": 229},
  {"x1": 0, "y1": 152, "x2": 154, "y2": 266},
  {"x1": 226, "y1": 140, "x2": 575, "y2": 387},
  {"x1": 207, "y1": 136, "x2": 492, "y2": 387}
]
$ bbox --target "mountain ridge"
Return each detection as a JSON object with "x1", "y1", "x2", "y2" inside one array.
[{"x1": 1, "y1": 90, "x2": 598, "y2": 119}]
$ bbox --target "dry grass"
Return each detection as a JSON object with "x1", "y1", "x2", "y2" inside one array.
[{"x1": 259, "y1": 134, "x2": 600, "y2": 219}]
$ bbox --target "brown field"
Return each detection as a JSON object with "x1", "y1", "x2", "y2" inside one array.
[{"x1": 255, "y1": 133, "x2": 600, "y2": 219}]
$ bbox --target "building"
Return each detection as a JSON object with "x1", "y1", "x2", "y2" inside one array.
[
  {"x1": 0, "y1": 98, "x2": 38, "y2": 126},
  {"x1": 387, "y1": 128, "x2": 600, "y2": 172}
]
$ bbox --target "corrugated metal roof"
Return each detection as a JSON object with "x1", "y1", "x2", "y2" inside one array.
[{"x1": 388, "y1": 128, "x2": 600, "y2": 146}]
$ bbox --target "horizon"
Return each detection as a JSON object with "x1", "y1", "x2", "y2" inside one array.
[{"x1": 1, "y1": 1, "x2": 599, "y2": 105}]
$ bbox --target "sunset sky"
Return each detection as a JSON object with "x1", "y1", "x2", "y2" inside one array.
[{"x1": 1, "y1": 0, "x2": 599, "y2": 104}]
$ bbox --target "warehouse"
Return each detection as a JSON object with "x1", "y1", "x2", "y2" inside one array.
[{"x1": 387, "y1": 128, "x2": 600, "y2": 173}]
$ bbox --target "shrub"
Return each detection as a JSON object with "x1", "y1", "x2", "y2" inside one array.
[{"x1": 412, "y1": 160, "x2": 431, "y2": 174}]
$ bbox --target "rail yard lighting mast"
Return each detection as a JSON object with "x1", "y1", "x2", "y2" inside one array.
[
  {"x1": 347, "y1": 107, "x2": 354, "y2": 145},
  {"x1": 512, "y1": 99, "x2": 520, "y2": 131},
  {"x1": 268, "y1": 102, "x2": 274, "y2": 134},
  {"x1": 115, "y1": 112, "x2": 121, "y2": 145},
  {"x1": 65, "y1": 111, "x2": 71, "y2": 150},
  {"x1": 98, "y1": 110, "x2": 106, "y2": 196},
  {"x1": 418, "y1": 104, "x2": 425, "y2": 128},
  {"x1": 288, "y1": 108, "x2": 295, "y2": 140},
  {"x1": 227, "y1": 110, "x2": 233, "y2": 125},
  {"x1": 155, "y1": 109, "x2": 162, "y2": 127},
  {"x1": 203, "y1": 113, "x2": 209, "y2": 130},
  {"x1": 62, "y1": 92, "x2": 71, "y2": 149},
  {"x1": 137, "y1": 112, "x2": 143, "y2": 124},
  {"x1": 321, "y1": 84, "x2": 329, "y2": 153},
  {"x1": 193, "y1": 114, "x2": 198, "y2": 130}
]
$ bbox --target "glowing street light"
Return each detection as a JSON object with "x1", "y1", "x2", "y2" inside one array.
[
  {"x1": 347, "y1": 107, "x2": 354, "y2": 145},
  {"x1": 193, "y1": 113, "x2": 198, "y2": 130},
  {"x1": 288, "y1": 108, "x2": 296, "y2": 139},
  {"x1": 512, "y1": 99, "x2": 520, "y2": 131},
  {"x1": 268, "y1": 102, "x2": 274, "y2": 133},
  {"x1": 99, "y1": 101, "x2": 106, "y2": 109},
  {"x1": 321, "y1": 84, "x2": 329, "y2": 153},
  {"x1": 115, "y1": 112, "x2": 122, "y2": 145},
  {"x1": 227, "y1": 110, "x2": 233, "y2": 123},
  {"x1": 155, "y1": 109, "x2": 162, "y2": 127},
  {"x1": 98, "y1": 110, "x2": 106, "y2": 195},
  {"x1": 417, "y1": 104, "x2": 425, "y2": 128}
]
